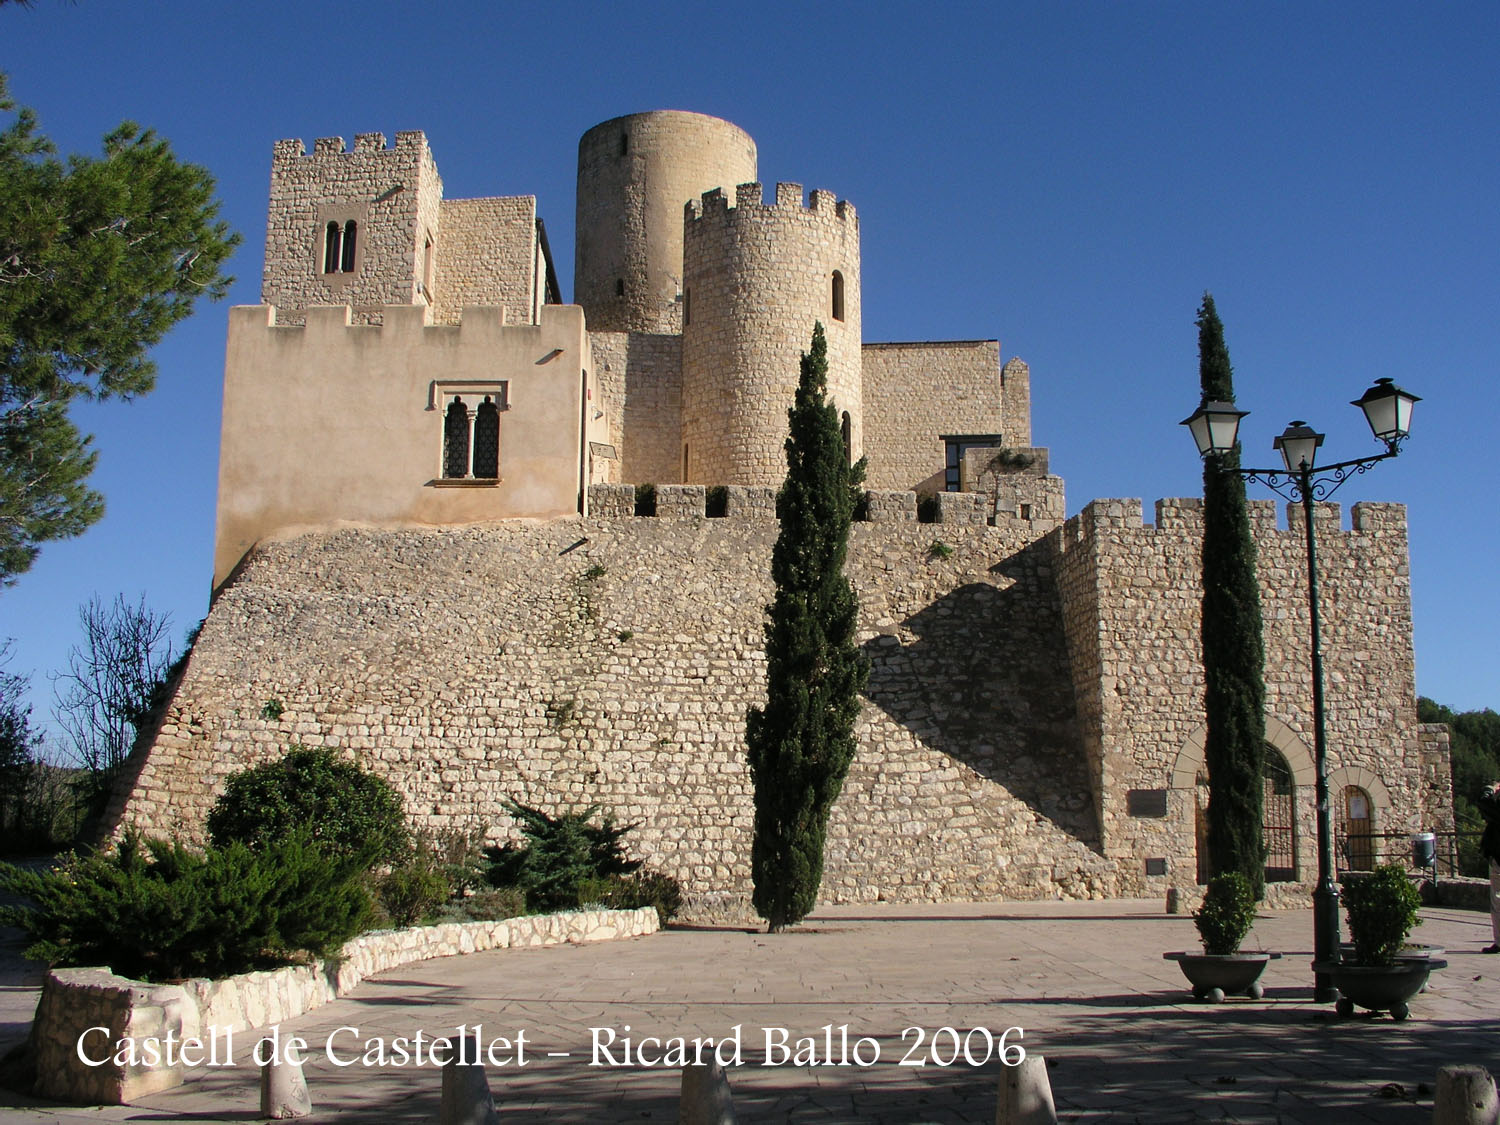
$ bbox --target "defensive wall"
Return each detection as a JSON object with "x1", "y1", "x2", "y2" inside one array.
[{"x1": 111, "y1": 489, "x2": 1439, "y2": 916}]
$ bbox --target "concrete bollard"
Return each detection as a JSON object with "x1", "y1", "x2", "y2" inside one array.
[
  {"x1": 996, "y1": 1054, "x2": 1057, "y2": 1125},
  {"x1": 679, "y1": 1060, "x2": 737, "y2": 1124},
  {"x1": 439, "y1": 1055, "x2": 500, "y2": 1125},
  {"x1": 258, "y1": 1039, "x2": 312, "y2": 1119},
  {"x1": 1434, "y1": 1065, "x2": 1499, "y2": 1125}
]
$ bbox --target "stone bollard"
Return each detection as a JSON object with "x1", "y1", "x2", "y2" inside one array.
[
  {"x1": 1434, "y1": 1065, "x2": 1499, "y2": 1125},
  {"x1": 679, "y1": 1059, "x2": 737, "y2": 1124},
  {"x1": 258, "y1": 1039, "x2": 312, "y2": 1119},
  {"x1": 1165, "y1": 887, "x2": 1181, "y2": 914},
  {"x1": 440, "y1": 1055, "x2": 500, "y2": 1125},
  {"x1": 996, "y1": 1054, "x2": 1057, "y2": 1125}
]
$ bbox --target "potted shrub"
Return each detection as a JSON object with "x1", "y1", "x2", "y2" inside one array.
[
  {"x1": 1164, "y1": 872, "x2": 1279, "y2": 1002},
  {"x1": 1319, "y1": 863, "x2": 1447, "y2": 1020}
]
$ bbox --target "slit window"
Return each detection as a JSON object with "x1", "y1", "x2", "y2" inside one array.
[
  {"x1": 831, "y1": 270, "x2": 845, "y2": 321},
  {"x1": 841, "y1": 411, "x2": 852, "y2": 466}
]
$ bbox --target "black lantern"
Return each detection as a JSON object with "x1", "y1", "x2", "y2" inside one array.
[
  {"x1": 1352, "y1": 377, "x2": 1421, "y2": 447},
  {"x1": 1273, "y1": 421, "x2": 1325, "y2": 474},
  {"x1": 1181, "y1": 400, "x2": 1249, "y2": 457}
]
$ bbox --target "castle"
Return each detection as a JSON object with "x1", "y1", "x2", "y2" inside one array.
[{"x1": 110, "y1": 112, "x2": 1452, "y2": 914}]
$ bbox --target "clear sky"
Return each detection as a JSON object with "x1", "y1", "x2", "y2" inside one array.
[{"x1": 2, "y1": 2, "x2": 1496, "y2": 742}]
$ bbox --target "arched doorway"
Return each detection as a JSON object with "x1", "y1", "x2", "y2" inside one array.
[
  {"x1": 1340, "y1": 786, "x2": 1375, "y2": 870},
  {"x1": 1263, "y1": 748, "x2": 1297, "y2": 883},
  {"x1": 1192, "y1": 746, "x2": 1298, "y2": 884}
]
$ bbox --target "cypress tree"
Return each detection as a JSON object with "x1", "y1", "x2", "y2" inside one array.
[
  {"x1": 745, "y1": 323, "x2": 868, "y2": 932},
  {"x1": 1196, "y1": 294, "x2": 1268, "y2": 900}
]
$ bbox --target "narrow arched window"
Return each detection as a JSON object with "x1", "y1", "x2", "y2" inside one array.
[
  {"x1": 683, "y1": 287, "x2": 691, "y2": 326},
  {"x1": 841, "y1": 411, "x2": 852, "y2": 466},
  {"x1": 831, "y1": 270, "x2": 845, "y2": 321},
  {"x1": 323, "y1": 221, "x2": 342, "y2": 274},
  {"x1": 340, "y1": 220, "x2": 358, "y2": 273},
  {"x1": 443, "y1": 398, "x2": 470, "y2": 479},
  {"x1": 472, "y1": 396, "x2": 500, "y2": 479}
]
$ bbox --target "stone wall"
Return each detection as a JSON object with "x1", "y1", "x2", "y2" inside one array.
[
  {"x1": 1054, "y1": 497, "x2": 1443, "y2": 896},
  {"x1": 113, "y1": 494, "x2": 1437, "y2": 916},
  {"x1": 262, "y1": 132, "x2": 442, "y2": 325},
  {"x1": 31, "y1": 908, "x2": 657, "y2": 1105},
  {"x1": 682, "y1": 183, "x2": 861, "y2": 486},
  {"x1": 112, "y1": 506, "x2": 1114, "y2": 920},
  {"x1": 589, "y1": 330, "x2": 684, "y2": 485},
  {"x1": 862, "y1": 341, "x2": 1015, "y2": 492},
  {"x1": 433, "y1": 196, "x2": 540, "y2": 326}
]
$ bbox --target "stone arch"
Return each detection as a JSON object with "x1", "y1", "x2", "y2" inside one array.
[
  {"x1": 1327, "y1": 765, "x2": 1392, "y2": 816},
  {"x1": 1170, "y1": 716, "x2": 1315, "y2": 790}
]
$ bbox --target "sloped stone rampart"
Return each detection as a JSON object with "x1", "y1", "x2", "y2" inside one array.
[
  {"x1": 110, "y1": 510, "x2": 1113, "y2": 919},
  {"x1": 31, "y1": 908, "x2": 657, "y2": 1105}
]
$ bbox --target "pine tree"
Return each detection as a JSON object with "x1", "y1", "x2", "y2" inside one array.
[
  {"x1": 1196, "y1": 294, "x2": 1268, "y2": 900},
  {"x1": 0, "y1": 74, "x2": 238, "y2": 584},
  {"x1": 745, "y1": 323, "x2": 868, "y2": 931}
]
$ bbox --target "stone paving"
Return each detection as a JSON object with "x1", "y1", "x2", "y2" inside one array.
[{"x1": 0, "y1": 899, "x2": 1496, "y2": 1122}]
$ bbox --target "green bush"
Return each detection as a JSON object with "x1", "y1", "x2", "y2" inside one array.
[
  {"x1": 602, "y1": 870, "x2": 684, "y2": 925},
  {"x1": 1342, "y1": 863, "x2": 1421, "y2": 965},
  {"x1": 1194, "y1": 872, "x2": 1256, "y2": 955},
  {"x1": 0, "y1": 832, "x2": 370, "y2": 981},
  {"x1": 377, "y1": 860, "x2": 450, "y2": 928},
  {"x1": 485, "y1": 799, "x2": 641, "y2": 912},
  {"x1": 450, "y1": 886, "x2": 527, "y2": 922},
  {"x1": 206, "y1": 746, "x2": 409, "y2": 867}
]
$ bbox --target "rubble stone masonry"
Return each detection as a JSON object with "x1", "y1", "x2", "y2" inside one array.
[{"x1": 111, "y1": 494, "x2": 1443, "y2": 917}]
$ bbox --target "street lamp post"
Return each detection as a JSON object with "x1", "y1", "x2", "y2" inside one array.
[{"x1": 1182, "y1": 377, "x2": 1420, "y2": 1003}]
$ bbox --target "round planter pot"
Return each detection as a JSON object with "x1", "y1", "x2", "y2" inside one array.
[
  {"x1": 1313, "y1": 957, "x2": 1448, "y2": 1020},
  {"x1": 1163, "y1": 951, "x2": 1280, "y2": 1002}
]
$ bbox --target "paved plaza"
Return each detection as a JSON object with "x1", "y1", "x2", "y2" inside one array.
[{"x1": 0, "y1": 899, "x2": 1495, "y2": 1122}]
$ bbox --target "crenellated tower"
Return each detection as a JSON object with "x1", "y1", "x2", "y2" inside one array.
[
  {"x1": 262, "y1": 131, "x2": 443, "y2": 324},
  {"x1": 575, "y1": 111, "x2": 757, "y2": 334},
  {"x1": 681, "y1": 182, "x2": 861, "y2": 486}
]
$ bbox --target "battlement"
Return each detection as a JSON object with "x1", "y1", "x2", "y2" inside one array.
[
  {"x1": 236, "y1": 302, "x2": 581, "y2": 342},
  {"x1": 271, "y1": 130, "x2": 428, "y2": 162},
  {"x1": 1059, "y1": 496, "x2": 1408, "y2": 550},
  {"x1": 686, "y1": 181, "x2": 856, "y2": 224}
]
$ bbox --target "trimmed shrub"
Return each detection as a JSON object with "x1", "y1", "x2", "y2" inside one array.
[
  {"x1": 206, "y1": 746, "x2": 409, "y2": 867},
  {"x1": 0, "y1": 832, "x2": 369, "y2": 981},
  {"x1": 1343, "y1": 863, "x2": 1421, "y2": 965},
  {"x1": 1194, "y1": 871, "x2": 1256, "y2": 955},
  {"x1": 485, "y1": 800, "x2": 641, "y2": 912},
  {"x1": 377, "y1": 860, "x2": 450, "y2": 928}
]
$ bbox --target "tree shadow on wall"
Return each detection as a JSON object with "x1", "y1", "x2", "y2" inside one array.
[{"x1": 859, "y1": 539, "x2": 1100, "y2": 850}]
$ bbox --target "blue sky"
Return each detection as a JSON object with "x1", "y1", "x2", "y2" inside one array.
[{"x1": 2, "y1": 2, "x2": 1496, "y2": 741}]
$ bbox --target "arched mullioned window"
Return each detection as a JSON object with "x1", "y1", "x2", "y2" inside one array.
[
  {"x1": 831, "y1": 270, "x2": 845, "y2": 321},
  {"x1": 323, "y1": 220, "x2": 358, "y2": 275},
  {"x1": 443, "y1": 398, "x2": 471, "y2": 479},
  {"x1": 472, "y1": 396, "x2": 500, "y2": 479}
]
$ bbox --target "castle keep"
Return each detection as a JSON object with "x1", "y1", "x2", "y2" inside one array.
[{"x1": 111, "y1": 112, "x2": 1450, "y2": 914}]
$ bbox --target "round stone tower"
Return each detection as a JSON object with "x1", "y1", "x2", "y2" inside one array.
[
  {"x1": 575, "y1": 111, "x2": 757, "y2": 334},
  {"x1": 681, "y1": 182, "x2": 861, "y2": 486}
]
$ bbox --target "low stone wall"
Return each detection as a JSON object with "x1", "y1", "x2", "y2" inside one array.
[
  {"x1": 31, "y1": 907, "x2": 658, "y2": 1106},
  {"x1": 1422, "y1": 876, "x2": 1492, "y2": 913}
]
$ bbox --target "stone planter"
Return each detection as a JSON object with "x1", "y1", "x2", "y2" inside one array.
[
  {"x1": 1314, "y1": 957, "x2": 1448, "y2": 1020},
  {"x1": 1162, "y1": 951, "x2": 1279, "y2": 1002}
]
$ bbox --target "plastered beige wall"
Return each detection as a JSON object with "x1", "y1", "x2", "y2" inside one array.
[{"x1": 212, "y1": 302, "x2": 596, "y2": 588}]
